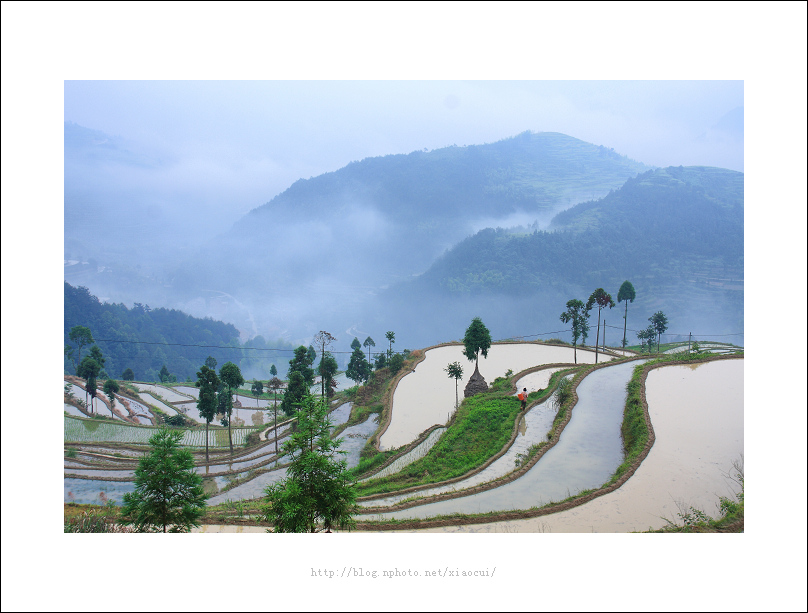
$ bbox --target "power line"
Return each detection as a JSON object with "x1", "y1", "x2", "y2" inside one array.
[
  {"x1": 91, "y1": 338, "x2": 358, "y2": 355},
  {"x1": 88, "y1": 327, "x2": 743, "y2": 357}
]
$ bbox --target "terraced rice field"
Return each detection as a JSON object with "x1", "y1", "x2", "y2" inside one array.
[
  {"x1": 64, "y1": 415, "x2": 256, "y2": 446},
  {"x1": 390, "y1": 358, "x2": 744, "y2": 532},
  {"x1": 380, "y1": 342, "x2": 607, "y2": 450},
  {"x1": 63, "y1": 343, "x2": 743, "y2": 530}
]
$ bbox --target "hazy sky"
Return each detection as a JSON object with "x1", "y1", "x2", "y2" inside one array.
[{"x1": 63, "y1": 79, "x2": 744, "y2": 224}]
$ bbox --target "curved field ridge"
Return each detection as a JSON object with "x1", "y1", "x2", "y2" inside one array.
[
  {"x1": 360, "y1": 427, "x2": 446, "y2": 482},
  {"x1": 358, "y1": 375, "x2": 572, "y2": 508},
  {"x1": 354, "y1": 354, "x2": 742, "y2": 531},
  {"x1": 379, "y1": 342, "x2": 606, "y2": 451},
  {"x1": 362, "y1": 360, "x2": 641, "y2": 517}
]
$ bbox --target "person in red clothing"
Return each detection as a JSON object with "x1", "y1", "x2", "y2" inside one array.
[{"x1": 518, "y1": 387, "x2": 528, "y2": 411}]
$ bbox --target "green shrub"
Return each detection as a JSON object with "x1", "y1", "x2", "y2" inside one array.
[{"x1": 65, "y1": 511, "x2": 133, "y2": 533}]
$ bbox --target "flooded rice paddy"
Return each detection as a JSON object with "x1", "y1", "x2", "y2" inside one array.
[
  {"x1": 359, "y1": 376, "x2": 573, "y2": 507},
  {"x1": 329, "y1": 402, "x2": 353, "y2": 431},
  {"x1": 132, "y1": 384, "x2": 194, "y2": 403},
  {"x1": 204, "y1": 416, "x2": 379, "y2": 504},
  {"x1": 512, "y1": 367, "x2": 564, "y2": 396},
  {"x1": 360, "y1": 427, "x2": 446, "y2": 482},
  {"x1": 380, "y1": 342, "x2": 608, "y2": 451},
  {"x1": 64, "y1": 478, "x2": 135, "y2": 505},
  {"x1": 370, "y1": 361, "x2": 642, "y2": 520},
  {"x1": 377, "y1": 358, "x2": 743, "y2": 532},
  {"x1": 139, "y1": 393, "x2": 179, "y2": 415}
]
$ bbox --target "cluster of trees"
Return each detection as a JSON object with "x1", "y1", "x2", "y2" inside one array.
[
  {"x1": 345, "y1": 331, "x2": 405, "y2": 385},
  {"x1": 559, "y1": 282, "x2": 669, "y2": 358},
  {"x1": 444, "y1": 317, "x2": 492, "y2": 407},
  {"x1": 66, "y1": 324, "x2": 183, "y2": 414},
  {"x1": 194, "y1": 356, "x2": 246, "y2": 458},
  {"x1": 637, "y1": 311, "x2": 669, "y2": 353}
]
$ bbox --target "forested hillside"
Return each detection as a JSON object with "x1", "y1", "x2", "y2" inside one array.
[
  {"x1": 64, "y1": 283, "x2": 295, "y2": 381},
  {"x1": 379, "y1": 166, "x2": 743, "y2": 346},
  {"x1": 169, "y1": 132, "x2": 647, "y2": 298},
  {"x1": 417, "y1": 166, "x2": 743, "y2": 294}
]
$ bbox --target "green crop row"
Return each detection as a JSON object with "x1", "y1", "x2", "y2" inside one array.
[{"x1": 64, "y1": 416, "x2": 257, "y2": 447}]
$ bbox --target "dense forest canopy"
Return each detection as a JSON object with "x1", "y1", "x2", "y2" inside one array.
[
  {"x1": 377, "y1": 166, "x2": 743, "y2": 347},
  {"x1": 414, "y1": 166, "x2": 743, "y2": 295},
  {"x1": 64, "y1": 283, "x2": 296, "y2": 381}
]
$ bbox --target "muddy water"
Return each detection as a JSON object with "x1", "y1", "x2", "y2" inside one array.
[
  {"x1": 380, "y1": 343, "x2": 607, "y2": 450},
  {"x1": 359, "y1": 377, "x2": 571, "y2": 507},
  {"x1": 132, "y1": 384, "x2": 193, "y2": 403},
  {"x1": 376, "y1": 358, "x2": 743, "y2": 532},
  {"x1": 360, "y1": 427, "x2": 446, "y2": 482},
  {"x1": 336, "y1": 417, "x2": 379, "y2": 469},
  {"x1": 204, "y1": 416, "x2": 378, "y2": 504},
  {"x1": 65, "y1": 384, "x2": 122, "y2": 419},
  {"x1": 63, "y1": 402, "x2": 86, "y2": 419},
  {"x1": 370, "y1": 361, "x2": 642, "y2": 520},
  {"x1": 329, "y1": 402, "x2": 353, "y2": 430},
  {"x1": 233, "y1": 394, "x2": 270, "y2": 409},
  {"x1": 175, "y1": 386, "x2": 200, "y2": 399},
  {"x1": 513, "y1": 368, "x2": 564, "y2": 396},
  {"x1": 206, "y1": 466, "x2": 289, "y2": 505},
  {"x1": 140, "y1": 393, "x2": 179, "y2": 414},
  {"x1": 120, "y1": 398, "x2": 154, "y2": 422},
  {"x1": 64, "y1": 468, "x2": 135, "y2": 479},
  {"x1": 64, "y1": 478, "x2": 135, "y2": 504}
]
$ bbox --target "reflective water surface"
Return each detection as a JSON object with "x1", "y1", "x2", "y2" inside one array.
[
  {"x1": 371, "y1": 360, "x2": 642, "y2": 520},
  {"x1": 380, "y1": 343, "x2": 608, "y2": 450}
]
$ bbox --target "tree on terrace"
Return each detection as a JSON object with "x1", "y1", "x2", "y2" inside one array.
[
  {"x1": 251, "y1": 379, "x2": 264, "y2": 410},
  {"x1": 267, "y1": 376, "x2": 284, "y2": 454},
  {"x1": 385, "y1": 331, "x2": 396, "y2": 362},
  {"x1": 560, "y1": 299, "x2": 589, "y2": 364},
  {"x1": 318, "y1": 351, "x2": 339, "y2": 398},
  {"x1": 649, "y1": 311, "x2": 669, "y2": 353},
  {"x1": 637, "y1": 326, "x2": 656, "y2": 353},
  {"x1": 119, "y1": 428, "x2": 207, "y2": 533},
  {"x1": 218, "y1": 361, "x2": 245, "y2": 455},
  {"x1": 445, "y1": 361, "x2": 464, "y2": 409},
  {"x1": 586, "y1": 288, "x2": 615, "y2": 364},
  {"x1": 462, "y1": 317, "x2": 492, "y2": 370},
  {"x1": 617, "y1": 280, "x2": 636, "y2": 349},
  {"x1": 346, "y1": 346, "x2": 371, "y2": 384},
  {"x1": 77, "y1": 356, "x2": 101, "y2": 413},
  {"x1": 262, "y1": 394, "x2": 357, "y2": 533},
  {"x1": 314, "y1": 331, "x2": 337, "y2": 400},
  {"x1": 103, "y1": 379, "x2": 119, "y2": 417},
  {"x1": 196, "y1": 365, "x2": 220, "y2": 464},
  {"x1": 281, "y1": 371, "x2": 308, "y2": 418},
  {"x1": 363, "y1": 337, "x2": 375, "y2": 363}
]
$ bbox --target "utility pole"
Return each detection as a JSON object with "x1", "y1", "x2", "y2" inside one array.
[{"x1": 603, "y1": 320, "x2": 606, "y2": 352}]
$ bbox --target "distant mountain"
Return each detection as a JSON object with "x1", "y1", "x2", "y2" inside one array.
[
  {"x1": 381, "y1": 166, "x2": 743, "y2": 346},
  {"x1": 159, "y1": 132, "x2": 647, "y2": 340}
]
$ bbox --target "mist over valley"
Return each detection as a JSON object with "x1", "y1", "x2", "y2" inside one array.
[{"x1": 65, "y1": 125, "x2": 743, "y2": 362}]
